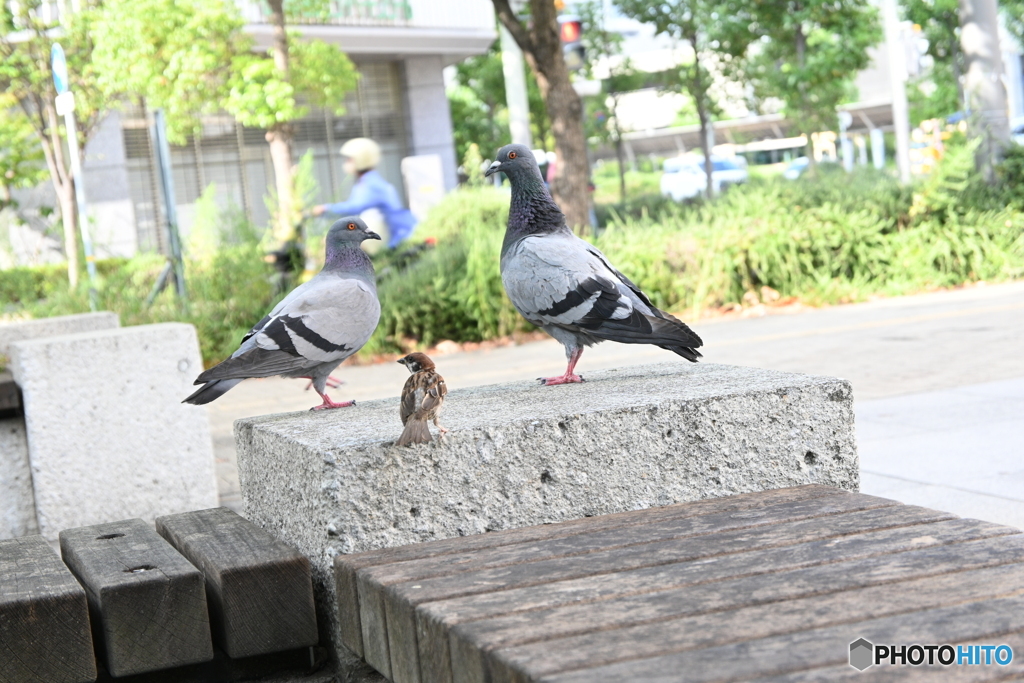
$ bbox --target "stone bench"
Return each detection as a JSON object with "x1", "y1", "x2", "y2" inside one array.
[
  {"x1": 4, "y1": 322, "x2": 217, "y2": 542},
  {"x1": 233, "y1": 362, "x2": 859, "y2": 671}
]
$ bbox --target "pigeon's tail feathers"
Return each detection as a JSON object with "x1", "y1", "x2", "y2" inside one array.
[
  {"x1": 584, "y1": 308, "x2": 704, "y2": 356},
  {"x1": 396, "y1": 419, "x2": 432, "y2": 447},
  {"x1": 660, "y1": 344, "x2": 703, "y2": 363},
  {"x1": 182, "y1": 378, "x2": 243, "y2": 405},
  {"x1": 196, "y1": 348, "x2": 310, "y2": 383}
]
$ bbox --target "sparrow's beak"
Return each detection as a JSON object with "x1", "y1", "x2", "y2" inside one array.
[
  {"x1": 397, "y1": 358, "x2": 406, "y2": 365},
  {"x1": 366, "y1": 230, "x2": 382, "y2": 240},
  {"x1": 484, "y1": 160, "x2": 501, "y2": 178}
]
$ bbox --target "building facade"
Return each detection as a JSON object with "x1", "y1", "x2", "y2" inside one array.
[{"x1": 75, "y1": 0, "x2": 495, "y2": 258}]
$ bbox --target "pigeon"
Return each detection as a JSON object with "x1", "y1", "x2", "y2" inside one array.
[
  {"x1": 183, "y1": 217, "x2": 382, "y2": 410},
  {"x1": 485, "y1": 144, "x2": 703, "y2": 385},
  {"x1": 396, "y1": 352, "x2": 448, "y2": 446}
]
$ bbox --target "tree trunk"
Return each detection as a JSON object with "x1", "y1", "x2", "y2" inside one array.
[
  {"x1": 493, "y1": 0, "x2": 592, "y2": 232},
  {"x1": 34, "y1": 98, "x2": 80, "y2": 288},
  {"x1": 265, "y1": 0, "x2": 297, "y2": 243},
  {"x1": 794, "y1": 20, "x2": 817, "y2": 175}
]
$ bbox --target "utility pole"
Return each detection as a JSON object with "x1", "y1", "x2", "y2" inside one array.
[
  {"x1": 959, "y1": 0, "x2": 1010, "y2": 181},
  {"x1": 500, "y1": 3, "x2": 533, "y2": 149},
  {"x1": 145, "y1": 109, "x2": 187, "y2": 306},
  {"x1": 882, "y1": 0, "x2": 912, "y2": 183}
]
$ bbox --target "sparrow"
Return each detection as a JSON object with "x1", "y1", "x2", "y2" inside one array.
[
  {"x1": 183, "y1": 217, "x2": 381, "y2": 410},
  {"x1": 396, "y1": 352, "x2": 448, "y2": 446},
  {"x1": 485, "y1": 144, "x2": 702, "y2": 385}
]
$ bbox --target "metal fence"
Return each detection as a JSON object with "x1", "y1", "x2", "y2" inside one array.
[{"x1": 121, "y1": 61, "x2": 408, "y2": 254}]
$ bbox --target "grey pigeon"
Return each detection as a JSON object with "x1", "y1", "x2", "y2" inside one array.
[
  {"x1": 485, "y1": 144, "x2": 702, "y2": 384},
  {"x1": 183, "y1": 217, "x2": 381, "y2": 410}
]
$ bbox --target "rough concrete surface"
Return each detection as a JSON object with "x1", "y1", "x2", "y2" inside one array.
[
  {"x1": 0, "y1": 417, "x2": 36, "y2": 539},
  {"x1": 0, "y1": 311, "x2": 119, "y2": 360},
  {"x1": 235, "y1": 362, "x2": 857, "y2": 668},
  {"x1": 8, "y1": 323, "x2": 218, "y2": 542}
]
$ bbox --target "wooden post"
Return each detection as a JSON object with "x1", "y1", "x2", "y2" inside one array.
[
  {"x1": 156, "y1": 507, "x2": 318, "y2": 659},
  {"x1": 0, "y1": 535, "x2": 97, "y2": 683},
  {"x1": 59, "y1": 518, "x2": 213, "y2": 677}
]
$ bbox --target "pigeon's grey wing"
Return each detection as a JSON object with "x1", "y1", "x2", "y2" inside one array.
[
  {"x1": 501, "y1": 233, "x2": 630, "y2": 328},
  {"x1": 502, "y1": 234, "x2": 702, "y2": 354},
  {"x1": 583, "y1": 241, "x2": 702, "y2": 337},
  {"x1": 197, "y1": 277, "x2": 381, "y2": 383},
  {"x1": 238, "y1": 273, "x2": 327, "y2": 346}
]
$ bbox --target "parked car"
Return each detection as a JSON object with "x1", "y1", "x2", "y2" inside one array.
[{"x1": 660, "y1": 156, "x2": 748, "y2": 201}]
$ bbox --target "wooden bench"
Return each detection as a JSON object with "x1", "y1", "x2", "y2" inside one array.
[{"x1": 336, "y1": 484, "x2": 1024, "y2": 683}]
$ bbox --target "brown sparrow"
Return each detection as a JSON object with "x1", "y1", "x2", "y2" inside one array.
[{"x1": 396, "y1": 352, "x2": 448, "y2": 446}]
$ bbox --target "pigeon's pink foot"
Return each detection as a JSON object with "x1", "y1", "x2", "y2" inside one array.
[
  {"x1": 310, "y1": 396, "x2": 356, "y2": 411},
  {"x1": 538, "y1": 373, "x2": 584, "y2": 386}
]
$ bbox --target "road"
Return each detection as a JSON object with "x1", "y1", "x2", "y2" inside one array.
[{"x1": 205, "y1": 280, "x2": 1024, "y2": 526}]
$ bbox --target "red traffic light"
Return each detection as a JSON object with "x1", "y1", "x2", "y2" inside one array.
[{"x1": 560, "y1": 19, "x2": 581, "y2": 43}]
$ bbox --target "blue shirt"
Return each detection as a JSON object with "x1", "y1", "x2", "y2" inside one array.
[{"x1": 322, "y1": 170, "x2": 418, "y2": 248}]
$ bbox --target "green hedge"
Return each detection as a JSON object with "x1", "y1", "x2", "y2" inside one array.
[{"x1": 4, "y1": 139, "x2": 1023, "y2": 364}]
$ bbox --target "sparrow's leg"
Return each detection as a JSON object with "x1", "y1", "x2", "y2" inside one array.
[
  {"x1": 433, "y1": 418, "x2": 449, "y2": 437},
  {"x1": 304, "y1": 375, "x2": 344, "y2": 390},
  {"x1": 310, "y1": 389, "x2": 356, "y2": 411},
  {"x1": 538, "y1": 347, "x2": 584, "y2": 386}
]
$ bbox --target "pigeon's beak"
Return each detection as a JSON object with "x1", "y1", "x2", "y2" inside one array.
[
  {"x1": 484, "y1": 160, "x2": 501, "y2": 178},
  {"x1": 366, "y1": 230, "x2": 382, "y2": 240}
]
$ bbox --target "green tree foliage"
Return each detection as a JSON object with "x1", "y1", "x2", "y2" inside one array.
[
  {"x1": 0, "y1": 95, "x2": 48, "y2": 205},
  {"x1": 578, "y1": 0, "x2": 646, "y2": 204},
  {"x1": 90, "y1": 0, "x2": 359, "y2": 244},
  {"x1": 0, "y1": 0, "x2": 106, "y2": 287},
  {"x1": 903, "y1": 0, "x2": 964, "y2": 124},
  {"x1": 747, "y1": 0, "x2": 880, "y2": 140},
  {"x1": 91, "y1": 0, "x2": 249, "y2": 143},
  {"x1": 448, "y1": 42, "x2": 550, "y2": 163},
  {"x1": 614, "y1": 0, "x2": 757, "y2": 197}
]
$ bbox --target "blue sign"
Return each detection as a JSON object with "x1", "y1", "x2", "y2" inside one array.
[{"x1": 51, "y1": 43, "x2": 68, "y2": 95}]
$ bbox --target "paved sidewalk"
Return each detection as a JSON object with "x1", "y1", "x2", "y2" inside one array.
[
  {"x1": 858, "y1": 377, "x2": 1024, "y2": 529},
  {"x1": 206, "y1": 280, "x2": 1024, "y2": 523}
]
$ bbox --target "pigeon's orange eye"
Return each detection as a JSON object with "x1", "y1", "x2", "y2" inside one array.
[
  {"x1": 508, "y1": 151, "x2": 517, "y2": 159},
  {"x1": 347, "y1": 223, "x2": 356, "y2": 230}
]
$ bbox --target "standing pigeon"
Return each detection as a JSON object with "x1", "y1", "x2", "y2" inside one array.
[
  {"x1": 183, "y1": 217, "x2": 381, "y2": 410},
  {"x1": 485, "y1": 144, "x2": 702, "y2": 385}
]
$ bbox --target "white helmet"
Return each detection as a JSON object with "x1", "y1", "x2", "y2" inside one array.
[{"x1": 340, "y1": 137, "x2": 381, "y2": 171}]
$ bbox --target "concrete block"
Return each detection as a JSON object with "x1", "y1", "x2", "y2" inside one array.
[
  {"x1": 234, "y1": 362, "x2": 858, "y2": 667},
  {"x1": 0, "y1": 312, "x2": 119, "y2": 362},
  {"x1": 0, "y1": 417, "x2": 36, "y2": 539},
  {"x1": 8, "y1": 323, "x2": 217, "y2": 542}
]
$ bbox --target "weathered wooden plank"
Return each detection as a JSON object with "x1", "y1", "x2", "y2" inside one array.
[
  {"x1": 539, "y1": 595, "x2": 1024, "y2": 683},
  {"x1": 59, "y1": 518, "x2": 214, "y2": 677},
  {"x1": 369, "y1": 491, "x2": 897, "y2": 683},
  {"x1": 436, "y1": 527, "x2": 1022, "y2": 683},
  {"x1": 487, "y1": 561, "x2": 1024, "y2": 683},
  {"x1": 746, "y1": 629, "x2": 1024, "y2": 682},
  {"x1": 334, "y1": 484, "x2": 840, "y2": 657},
  {"x1": 383, "y1": 496, "x2": 919, "y2": 683},
  {"x1": 156, "y1": 507, "x2": 318, "y2": 658},
  {"x1": 0, "y1": 535, "x2": 97, "y2": 683}
]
